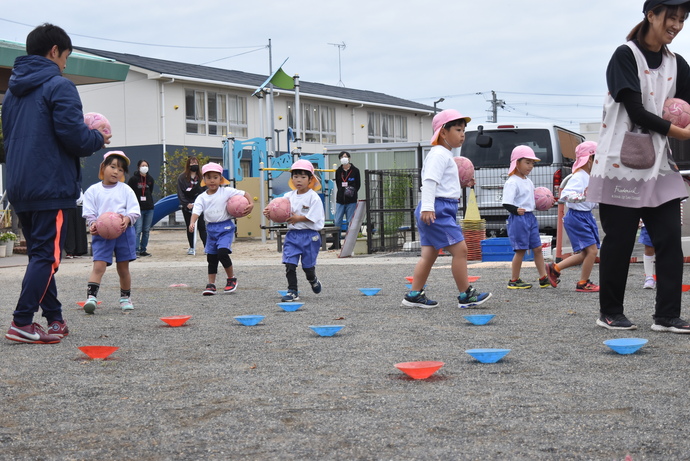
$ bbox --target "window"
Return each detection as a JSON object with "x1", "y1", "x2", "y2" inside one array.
[
  {"x1": 287, "y1": 102, "x2": 336, "y2": 144},
  {"x1": 185, "y1": 89, "x2": 247, "y2": 137},
  {"x1": 367, "y1": 112, "x2": 407, "y2": 143}
]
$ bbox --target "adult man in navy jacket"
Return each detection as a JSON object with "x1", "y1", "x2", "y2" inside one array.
[{"x1": 3, "y1": 24, "x2": 111, "y2": 344}]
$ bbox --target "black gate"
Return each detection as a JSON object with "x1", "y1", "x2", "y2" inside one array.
[{"x1": 364, "y1": 169, "x2": 421, "y2": 253}]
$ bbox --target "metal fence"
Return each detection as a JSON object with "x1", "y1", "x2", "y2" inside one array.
[{"x1": 364, "y1": 169, "x2": 421, "y2": 254}]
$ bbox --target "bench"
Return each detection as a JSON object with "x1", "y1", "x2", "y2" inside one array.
[{"x1": 271, "y1": 226, "x2": 342, "y2": 252}]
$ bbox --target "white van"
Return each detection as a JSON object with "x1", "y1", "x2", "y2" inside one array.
[{"x1": 460, "y1": 122, "x2": 585, "y2": 236}]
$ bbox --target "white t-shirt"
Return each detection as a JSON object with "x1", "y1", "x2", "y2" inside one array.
[
  {"x1": 561, "y1": 170, "x2": 596, "y2": 212},
  {"x1": 82, "y1": 182, "x2": 141, "y2": 226},
  {"x1": 502, "y1": 175, "x2": 535, "y2": 211},
  {"x1": 285, "y1": 189, "x2": 324, "y2": 231},
  {"x1": 192, "y1": 186, "x2": 245, "y2": 223},
  {"x1": 420, "y1": 145, "x2": 461, "y2": 212}
]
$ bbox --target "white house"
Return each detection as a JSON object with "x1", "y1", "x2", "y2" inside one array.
[{"x1": 70, "y1": 47, "x2": 436, "y2": 186}]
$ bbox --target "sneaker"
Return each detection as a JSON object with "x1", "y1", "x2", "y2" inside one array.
[
  {"x1": 5, "y1": 322, "x2": 61, "y2": 344},
  {"x1": 508, "y1": 279, "x2": 532, "y2": 289},
  {"x1": 281, "y1": 290, "x2": 300, "y2": 302},
  {"x1": 309, "y1": 278, "x2": 322, "y2": 294},
  {"x1": 539, "y1": 276, "x2": 551, "y2": 288},
  {"x1": 224, "y1": 277, "x2": 238, "y2": 293},
  {"x1": 596, "y1": 314, "x2": 638, "y2": 330},
  {"x1": 458, "y1": 287, "x2": 492, "y2": 309},
  {"x1": 47, "y1": 320, "x2": 69, "y2": 338},
  {"x1": 546, "y1": 263, "x2": 560, "y2": 287},
  {"x1": 576, "y1": 280, "x2": 600, "y2": 292},
  {"x1": 119, "y1": 297, "x2": 134, "y2": 311},
  {"x1": 401, "y1": 290, "x2": 439, "y2": 309},
  {"x1": 651, "y1": 317, "x2": 690, "y2": 334},
  {"x1": 139, "y1": 251, "x2": 152, "y2": 257},
  {"x1": 187, "y1": 248, "x2": 196, "y2": 256},
  {"x1": 202, "y1": 284, "x2": 216, "y2": 296},
  {"x1": 83, "y1": 296, "x2": 98, "y2": 314},
  {"x1": 643, "y1": 276, "x2": 656, "y2": 289}
]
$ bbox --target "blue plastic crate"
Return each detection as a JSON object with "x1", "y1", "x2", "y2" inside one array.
[{"x1": 481, "y1": 238, "x2": 533, "y2": 262}]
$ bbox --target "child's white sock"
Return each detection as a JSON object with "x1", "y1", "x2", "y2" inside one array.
[{"x1": 643, "y1": 254, "x2": 655, "y2": 277}]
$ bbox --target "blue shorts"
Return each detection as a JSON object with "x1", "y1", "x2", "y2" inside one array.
[
  {"x1": 416, "y1": 198, "x2": 464, "y2": 250},
  {"x1": 507, "y1": 213, "x2": 541, "y2": 251},
  {"x1": 638, "y1": 226, "x2": 652, "y2": 247},
  {"x1": 282, "y1": 229, "x2": 321, "y2": 269},
  {"x1": 563, "y1": 209, "x2": 600, "y2": 253},
  {"x1": 92, "y1": 226, "x2": 136, "y2": 265},
  {"x1": 205, "y1": 219, "x2": 236, "y2": 254}
]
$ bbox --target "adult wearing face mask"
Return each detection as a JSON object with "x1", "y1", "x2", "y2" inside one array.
[
  {"x1": 128, "y1": 159, "x2": 156, "y2": 257},
  {"x1": 177, "y1": 156, "x2": 207, "y2": 255},
  {"x1": 331, "y1": 151, "x2": 361, "y2": 250}
]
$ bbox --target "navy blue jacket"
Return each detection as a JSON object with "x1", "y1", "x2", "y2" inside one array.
[{"x1": 2, "y1": 55, "x2": 104, "y2": 212}]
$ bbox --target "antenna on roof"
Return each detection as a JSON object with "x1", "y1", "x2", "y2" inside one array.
[{"x1": 327, "y1": 41, "x2": 346, "y2": 87}]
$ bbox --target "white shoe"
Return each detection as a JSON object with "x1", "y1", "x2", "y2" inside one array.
[
  {"x1": 187, "y1": 248, "x2": 195, "y2": 256},
  {"x1": 83, "y1": 296, "x2": 97, "y2": 314},
  {"x1": 643, "y1": 276, "x2": 656, "y2": 289},
  {"x1": 119, "y1": 297, "x2": 134, "y2": 311}
]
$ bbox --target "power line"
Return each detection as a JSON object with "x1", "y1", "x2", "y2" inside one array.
[{"x1": 0, "y1": 17, "x2": 265, "y2": 50}]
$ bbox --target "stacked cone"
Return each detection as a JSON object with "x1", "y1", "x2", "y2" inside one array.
[{"x1": 461, "y1": 189, "x2": 486, "y2": 261}]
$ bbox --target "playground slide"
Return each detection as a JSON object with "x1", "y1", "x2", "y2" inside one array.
[{"x1": 152, "y1": 194, "x2": 180, "y2": 226}]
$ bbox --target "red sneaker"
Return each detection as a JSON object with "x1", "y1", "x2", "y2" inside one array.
[
  {"x1": 224, "y1": 277, "x2": 238, "y2": 293},
  {"x1": 576, "y1": 280, "x2": 600, "y2": 292},
  {"x1": 47, "y1": 320, "x2": 70, "y2": 338},
  {"x1": 5, "y1": 322, "x2": 61, "y2": 344},
  {"x1": 545, "y1": 263, "x2": 560, "y2": 288}
]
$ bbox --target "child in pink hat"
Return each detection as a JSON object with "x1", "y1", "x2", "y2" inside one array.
[
  {"x1": 401, "y1": 109, "x2": 492, "y2": 309},
  {"x1": 81, "y1": 151, "x2": 141, "y2": 313},
  {"x1": 502, "y1": 145, "x2": 554, "y2": 289},
  {"x1": 546, "y1": 141, "x2": 601, "y2": 292},
  {"x1": 189, "y1": 162, "x2": 254, "y2": 295},
  {"x1": 264, "y1": 158, "x2": 325, "y2": 302}
]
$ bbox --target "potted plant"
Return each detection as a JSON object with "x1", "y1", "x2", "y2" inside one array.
[{"x1": 0, "y1": 231, "x2": 16, "y2": 256}]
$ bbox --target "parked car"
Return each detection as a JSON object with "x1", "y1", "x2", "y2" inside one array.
[{"x1": 460, "y1": 122, "x2": 585, "y2": 236}]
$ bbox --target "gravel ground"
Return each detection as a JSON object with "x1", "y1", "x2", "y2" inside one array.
[{"x1": 1, "y1": 229, "x2": 689, "y2": 460}]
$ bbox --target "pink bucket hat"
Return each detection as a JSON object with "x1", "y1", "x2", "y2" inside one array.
[
  {"x1": 201, "y1": 162, "x2": 231, "y2": 186},
  {"x1": 573, "y1": 141, "x2": 597, "y2": 172},
  {"x1": 430, "y1": 109, "x2": 471, "y2": 146},
  {"x1": 508, "y1": 145, "x2": 540, "y2": 175},
  {"x1": 289, "y1": 159, "x2": 321, "y2": 191},
  {"x1": 99, "y1": 151, "x2": 130, "y2": 181}
]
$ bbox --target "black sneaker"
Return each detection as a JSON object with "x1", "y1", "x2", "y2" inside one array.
[
  {"x1": 538, "y1": 276, "x2": 552, "y2": 288},
  {"x1": 139, "y1": 251, "x2": 152, "y2": 257},
  {"x1": 281, "y1": 290, "x2": 300, "y2": 302},
  {"x1": 596, "y1": 314, "x2": 638, "y2": 330},
  {"x1": 309, "y1": 278, "x2": 322, "y2": 294},
  {"x1": 458, "y1": 287, "x2": 492, "y2": 309},
  {"x1": 651, "y1": 317, "x2": 690, "y2": 334},
  {"x1": 202, "y1": 284, "x2": 216, "y2": 296},
  {"x1": 507, "y1": 279, "x2": 532, "y2": 289},
  {"x1": 401, "y1": 290, "x2": 439, "y2": 309}
]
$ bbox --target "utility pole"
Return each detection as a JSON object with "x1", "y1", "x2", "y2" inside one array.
[{"x1": 488, "y1": 90, "x2": 505, "y2": 123}]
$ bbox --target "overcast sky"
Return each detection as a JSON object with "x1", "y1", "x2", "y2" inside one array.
[{"x1": 3, "y1": 0, "x2": 690, "y2": 131}]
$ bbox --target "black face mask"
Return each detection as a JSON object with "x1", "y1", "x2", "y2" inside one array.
[{"x1": 190, "y1": 165, "x2": 199, "y2": 172}]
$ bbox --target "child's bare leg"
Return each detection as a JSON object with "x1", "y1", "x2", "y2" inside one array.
[
  {"x1": 411, "y1": 245, "x2": 439, "y2": 291},
  {"x1": 556, "y1": 251, "x2": 585, "y2": 271},
  {"x1": 533, "y1": 248, "x2": 547, "y2": 278},
  {"x1": 579, "y1": 244, "x2": 598, "y2": 281},
  {"x1": 116, "y1": 261, "x2": 131, "y2": 291},
  {"x1": 644, "y1": 245, "x2": 655, "y2": 257},
  {"x1": 445, "y1": 241, "x2": 469, "y2": 292},
  {"x1": 88, "y1": 261, "x2": 107, "y2": 284},
  {"x1": 511, "y1": 250, "x2": 526, "y2": 280},
  {"x1": 224, "y1": 266, "x2": 234, "y2": 278}
]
